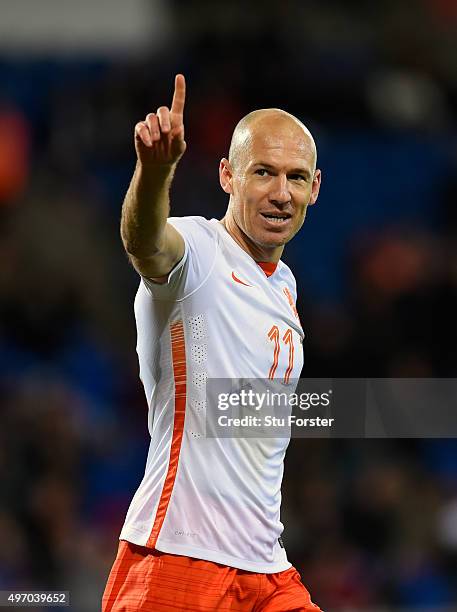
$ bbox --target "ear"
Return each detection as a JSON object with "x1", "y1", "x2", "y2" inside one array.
[
  {"x1": 308, "y1": 169, "x2": 321, "y2": 205},
  {"x1": 219, "y1": 158, "x2": 233, "y2": 195}
]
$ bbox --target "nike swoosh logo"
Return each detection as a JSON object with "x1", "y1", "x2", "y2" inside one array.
[{"x1": 232, "y1": 271, "x2": 252, "y2": 287}]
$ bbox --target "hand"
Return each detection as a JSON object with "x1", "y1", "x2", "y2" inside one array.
[{"x1": 135, "y1": 74, "x2": 186, "y2": 167}]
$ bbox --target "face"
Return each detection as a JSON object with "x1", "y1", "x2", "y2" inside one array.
[{"x1": 220, "y1": 118, "x2": 321, "y2": 251}]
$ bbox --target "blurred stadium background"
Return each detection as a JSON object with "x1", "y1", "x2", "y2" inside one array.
[{"x1": 1, "y1": 1, "x2": 457, "y2": 610}]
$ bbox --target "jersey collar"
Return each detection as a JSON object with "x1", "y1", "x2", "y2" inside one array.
[{"x1": 257, "y1": 261, "x2": 278, "y2": 278}]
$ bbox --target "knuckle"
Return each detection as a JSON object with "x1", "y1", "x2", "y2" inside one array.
[{"x1": 135, "y1": 125, "x2": 146, "y2": 138}]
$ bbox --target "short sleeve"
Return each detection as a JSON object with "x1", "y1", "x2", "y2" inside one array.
[{"x1": 140, "y1": 216, "x2": 218, "y2": 301}]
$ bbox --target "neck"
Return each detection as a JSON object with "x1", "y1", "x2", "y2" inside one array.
[{"x1": 221, "y1": 214, "x2": 284, "y2": 263}]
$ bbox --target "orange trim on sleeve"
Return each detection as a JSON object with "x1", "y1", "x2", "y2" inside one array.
[{"x1": 147, "y1": 319, "x2": 187, "y2": 548}]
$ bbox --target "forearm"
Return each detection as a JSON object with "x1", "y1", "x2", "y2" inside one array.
[{"x1": 121, "y1": 161, "x2": 177, "y2": 258}]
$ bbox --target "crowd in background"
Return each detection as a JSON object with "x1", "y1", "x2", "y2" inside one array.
[{"x1": 1, "y1": 0, "x2": 457, "y2": 610}]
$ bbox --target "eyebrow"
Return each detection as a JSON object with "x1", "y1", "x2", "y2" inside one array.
[{"x1": 253, "y1": 162, "x2": 312, "y2": 180}]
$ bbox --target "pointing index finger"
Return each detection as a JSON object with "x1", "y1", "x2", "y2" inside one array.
[{"x1": 171, "y1": 74, "x2": 186, "y2": 118}]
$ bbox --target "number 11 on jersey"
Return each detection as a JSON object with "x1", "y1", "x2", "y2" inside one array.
[{"x1": 268, "y1": 325, "x2": 295, "y2": 383}]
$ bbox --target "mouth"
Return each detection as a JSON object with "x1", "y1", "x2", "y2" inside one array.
[{"x1": 260, "y1": 212, "x2": 292, "y2": 226}]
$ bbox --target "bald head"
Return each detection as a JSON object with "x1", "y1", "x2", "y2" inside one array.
[
  {"x1": 219, "y1": 107, "x2": 322, "y2": 257},
  {"x1": 228, "y1": 108, "x2": 317, "y2": 173}
]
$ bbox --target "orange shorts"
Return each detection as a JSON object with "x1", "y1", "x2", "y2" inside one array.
[{"x1": 102, "y1": 541, "x2": 321, "y2": 612}]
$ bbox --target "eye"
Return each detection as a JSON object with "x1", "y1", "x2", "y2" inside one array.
[
  {"x1": 288, "y1": 174, "x2": 306, "y2": 182},
  {"x1": 255, "y1": 168, "x2": 269, "y2": 176}
]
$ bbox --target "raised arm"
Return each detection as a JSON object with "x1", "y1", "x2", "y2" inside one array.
[{"x1": 121, "y1": 74, "x2": 187, "y2": 279}]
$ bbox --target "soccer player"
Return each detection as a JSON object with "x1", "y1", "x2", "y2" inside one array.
[{"x1": 102, "y1": 74, "x2": 322, "y2": 611}]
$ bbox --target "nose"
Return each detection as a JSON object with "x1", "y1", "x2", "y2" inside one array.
[{"x1": 269, "y1": 174, "x2": 291, "y2": 206}]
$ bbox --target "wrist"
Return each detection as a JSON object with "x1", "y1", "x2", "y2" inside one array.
[
  {"x1": 137, "y1": 158, "x2": 176, "y2": 172},
  {"x1": 135, "y1": 160, "x2": 177, "y2": 185}
]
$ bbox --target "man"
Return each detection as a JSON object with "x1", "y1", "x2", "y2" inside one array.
[{"x1": 103, "y1": 74, "x2": 322, "y2": 612}]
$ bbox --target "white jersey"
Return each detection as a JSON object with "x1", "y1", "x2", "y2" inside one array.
[{"x1": 120, "y1": 216, "x2": 304, "y2": 573}]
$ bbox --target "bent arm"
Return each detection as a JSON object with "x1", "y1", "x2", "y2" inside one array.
[
  {"x1": 121, "y1": 161, "x2": 184, "y2": 279},
  {"x1": 120, "y1": 74, "x2": 187, "y2": 280}
]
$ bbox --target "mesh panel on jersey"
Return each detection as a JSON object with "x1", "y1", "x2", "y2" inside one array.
[
  {"x1": 189, "y1": 431, "x2": 203, "y2": 439},
  {"x1": 191, "y1": 343, "x2": 208, "y2": 365},
  {"x1": 188, "y1": 314, "x2": 206, "y2": 340},
  {"x1": 192, "y1": 371, "x2": 208, "y2": 390},
  {"x1": 190, "y1": 398, "x2": 206, "y2": 413}
]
